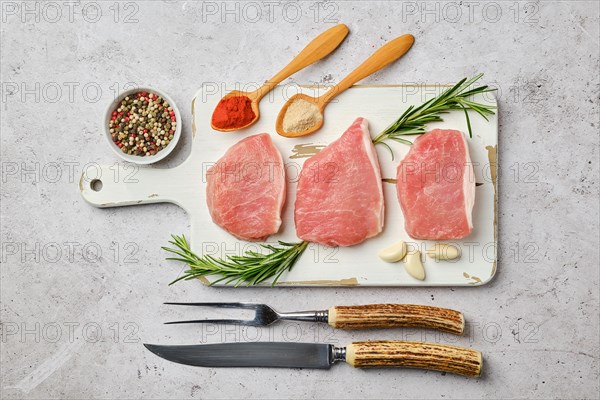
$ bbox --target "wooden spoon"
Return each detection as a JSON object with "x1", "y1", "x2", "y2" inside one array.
[
  {"x1": 211, "y1": 24, "x2": 350, "y2": 132},
  {"x1": 276, "y1": 34, "x2": 415, "y2": 138}
]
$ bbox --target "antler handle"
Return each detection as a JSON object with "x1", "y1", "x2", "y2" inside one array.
[
  {"x1": 328, "y1": 304, "x2": 464, "y2": 334},
  {"x1": 346, "y1": 341, "x2": 482, "y2": 377}
]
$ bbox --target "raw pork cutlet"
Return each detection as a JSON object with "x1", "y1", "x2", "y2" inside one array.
[
  {"x1": 206, "y1": 133, "x2": 285, "y2": 241},
  {"x1": 396, "y1": 129, "x2": 475, "y2": 240},
  {"x1": 295, "y1": 117, "x2": 384, "y2": 247}
]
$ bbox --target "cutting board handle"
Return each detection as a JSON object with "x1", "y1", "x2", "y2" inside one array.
[{"x1": 79, "y1": 163, "x2": 191, "y2": 210}]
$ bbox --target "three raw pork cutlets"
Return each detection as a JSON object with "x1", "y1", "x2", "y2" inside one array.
[
  {"x1": 206, "y1": 122, "x2": 473, "y2": 246},
  {"x1": 396, "y1": 129, "x2": 475, "y2": 240},
  {"x1": 295, "y1": 117, "x2": 384, "y2": 246},
  {"x1": 206, "y1": 133, "x2": 285, "y2": 241}
]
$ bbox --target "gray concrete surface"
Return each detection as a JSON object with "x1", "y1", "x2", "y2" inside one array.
[{"x1": 1, "y1": 1, "x2": 599, "y2": 399}]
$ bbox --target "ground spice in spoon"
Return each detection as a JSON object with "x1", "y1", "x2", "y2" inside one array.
[
  {"x1": 282, "y1": 98, "x2": 322, "y2": 133},
  {"x1": 211, "y1": 95, "x2": 256, "y2": 130}
]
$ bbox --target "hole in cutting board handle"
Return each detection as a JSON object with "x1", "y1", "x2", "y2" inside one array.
[{"x1": 91, "y1": 179, "x2": 103, "y2": 192}]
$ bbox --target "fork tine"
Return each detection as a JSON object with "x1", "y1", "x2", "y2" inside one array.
[
  {"x1": 164, "y1": 319, "x2": 261, "y2": 326},
  {"x1": 164, "y1": 302, "x2": 259, "y2": 310}
]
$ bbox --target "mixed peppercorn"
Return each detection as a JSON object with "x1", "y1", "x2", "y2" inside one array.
[{"x1": 109, "y1": 91, "x2": 177, "y2": 156}]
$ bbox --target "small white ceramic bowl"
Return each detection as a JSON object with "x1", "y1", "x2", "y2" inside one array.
[{"x1": 104, "y1": 86, "x2": 181, "y2": 164}]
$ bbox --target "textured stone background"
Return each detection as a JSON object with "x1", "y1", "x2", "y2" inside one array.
[{"x1": 1, "y1": 1, "x2": 599, "y2": 399}]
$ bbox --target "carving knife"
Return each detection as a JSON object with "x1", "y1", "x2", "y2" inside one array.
[{"x1": 144, "y1": 341, "x2": 482, "y2": 377}]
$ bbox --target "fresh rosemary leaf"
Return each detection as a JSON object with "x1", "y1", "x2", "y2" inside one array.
[
  {"x1": 162, "y1": 235, "x2": 308, "y2": 287},
  {"x1": 372, "y1": 73, "x2": 497, "y2": 158}
]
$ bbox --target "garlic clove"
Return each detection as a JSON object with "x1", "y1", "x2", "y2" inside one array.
[
  {"x1": 426, "y1": 243, "x2": 461, "y2": 261},
  {"x1": 378, "y1": 241, "x2": 407, "y2": 263},
  {"x1": 404, "y1": 250, "x2": 426, "y2": 280}
]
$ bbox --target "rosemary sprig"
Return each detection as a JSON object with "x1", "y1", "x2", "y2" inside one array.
[
  {"x1": 372, "y1": 73, "x2": 497, "y2": 157},
  {"x1": 162, "y1": 235, "x2": 308, "y2": 287}
]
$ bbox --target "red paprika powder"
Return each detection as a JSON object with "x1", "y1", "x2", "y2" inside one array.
[{"x1": 211, "y1": 95, "x2": 256, "y2": 130}]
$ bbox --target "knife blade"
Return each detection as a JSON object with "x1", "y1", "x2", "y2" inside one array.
[
  {"x1": 144, "y1": 340, "x2": 482, "y2": 376},
  {"x1": 144, "y1": 342, "x2": 334, "y2": 369}
]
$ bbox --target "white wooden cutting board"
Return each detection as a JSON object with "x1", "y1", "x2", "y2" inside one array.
[{"x1": 80, "y1": 85, "x2": 498, "y2": 287}]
